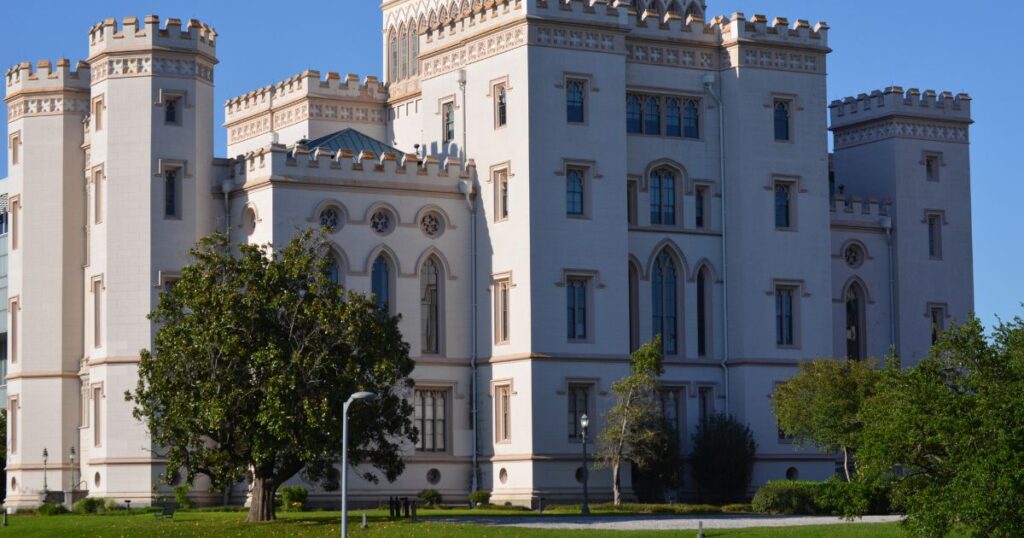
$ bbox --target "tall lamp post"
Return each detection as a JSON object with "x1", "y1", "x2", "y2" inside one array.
[
  {"x1": 341, "y1": 391, "x2": 377, "y2": 538},
  {"x1": 580, "y1": 414, "x2": 590, "y2": 516},
  {"x1": 42, "y1": 448, "x2": 49, "y2": 493},
  {"x1": 69, "y1": 447, "x2": 77, "y2": 491}
]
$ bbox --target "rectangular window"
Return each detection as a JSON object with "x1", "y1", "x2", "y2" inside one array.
[
  {"x1": 93, "y1": 386, "x2": 103, "y2": 447},
  {"x1": 627, "y1": 180, "x2": 638, "y2": 226},
  {"x1": 495, "y1": 384, "x2": 512, "y2": 443},
  {"x1": 494, "y1": 169, "x2": 509, "y2": 222},
  {"x1": 9, "y1": 298, "x2": 18, "y2": 363},
  {"x1": 773, "y1": 99, "x2": 791, "y2": 141},
  {"x1": 698, "y1": 386, "x2": 713, "y2": 424},
  {"x1": 94, "y1": 170, "x2": 103, "y2": 224},
  {"x1": 93, "y1": 279, "x2": 102, "y2": 348},
  {"x1": 10, "y1": 197, "x2": 19, "y2": 250},
  {"x1": 494, "y1": 278, "x2": 511, "y2": 344},
  {"x1": 414, "y1": 389, "x2": 448, "y2": 452},
  {"x1": 0, "y1": 212, "x2": 7, "y2": 236},
  {"x1": 165, "y1": 96, "x2": 180, "y2": 125},
  {"x1": 566, "y1": 278, "x2": 588, "y2": 340},
  {"x1": 93, "y1": 96, "x2": 104, "y2": 131},
  {"x1": 774, "y1": 181, "x2": 792, "y2": 229},
  {"x1": 494, "y1": 84, "x2": 508, "y2": 128},
  {"x1": 626, "y1": 95, "x2": 642, "y2": 134},
  {"x1": 683, "y1": 99, "x2": 700, "y2": 139},
  {"x1": 566, "y1": 167, "x2": 585, "y2": 216},
  {"x1": 666, "y1": 98, "x2": 682, "y2": 137},
  {"x1": 695, "y1": 186, "x2": 708, "y2": 229},
  {"x1": 659, "y1": 388, "x2": 682, "y2": 438},
  {"x1": 566, "y1": 79, "x2": 586, "y2": 123},
  {"x1": 442, "y1": 101, "x2": 455, "y2": 144},
  {"x1": 164, "y1": 170, "x2": 178, "y2": 218},
  {"x1": 775, "y1": 286, "x2": 796, "y2": 347},
  {"x1": 930, "y1": 305, "x2": 947, "y2": 345},
  {"x1": 81, "y1": 388, "x2": 89, "y2": 427},
  {"x1": 568, "y1": 383, "x2": 590, "y2": 440},
  {"x1": 925, "y1": 155, "x2": 940, "y2": 181},
  {"x1": 8, "y1": 397, "x2": 16, "y2": 455},
  {"x1": 927, "y1": 214, "x2": 942, "y2": 259},
  {"x1": 9, "y1": 133, "x2": 19, "y2": 165},
  {"x1": 643, "y1": 96, "x2": 661, "y2": 134},
  {"x1": 697, "y1": 270, "x2": 708, "y2": 357}
]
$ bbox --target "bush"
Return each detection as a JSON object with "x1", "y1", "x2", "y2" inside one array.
[
  {"x1": 73, "y1": 497, "x2": 107, "y2": 514},
  {"x1": 418, "y1": 488, "x2": 442, "y2": 507},
  {"x1": 468, "y1": 490, "x2": 491, "y2": 507},
  {"x1": 37, "y1": 503, "x2": 68, "y2": 516},
  {"x1": 103, "y1": 498, "x2": 121, "y2": 512},
  {"x1": 722, "y1": 503, "x2": 754, "y2": 513},
  {"x1": 279, "y1": 486, "x2": 309, "y2": 512},
  {"x1": 173, "y1": 484, "x2": 193, "y2": 509},
  {"x1": 691, "y1": 414, "x2": 757, "y2": 503},
  {"x1": 816, "y1": 477, "x2": 894, "y2": 517},
  {"x1": 751, "y1": 480, "x2": 822, "y2": 515}
]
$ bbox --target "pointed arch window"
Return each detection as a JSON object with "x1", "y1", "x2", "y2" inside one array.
[
  {"x1": 372, "y1": 255, "x2": 392, "y2": 314},
  {"x1": 697, "y1": 267, "x2": 711, "y2": 357},
  {"x1": 683, "y1": 99, "x2": 700, "y2": 138},
  {"x1": 628, "y1": 262, "x2": 640, "y2": 352},
  {"x1": 653, "y1": 251, "x2": 679, "y2": 355},
  {"x1": 644, "y1": 96, "x2": 660, "y2": 134},
  {"x1": 650, "y1": 168, "x2": 677, "y2": 225},
  {"x1": 326, "y1": 252, "x2": 341, "y2": 285},
  {"x1": 845, "y1": 283, "x2": 865, "y2": 360},
  {"x1": 388, "y1": 30, "x2": 399, "y2": 82},
  {"x1": 411, "y1": 23, "x2": 420, "y2": 76},
  {"x1": 399, "y1": 28, "x2": 409, "y2": 80},
  {"x1": 627, "y1": 95, "x2": 642, "y2": 134},
  {"x1": 665, "y1": 98, "x2": 681, "y2": 137},
  {"x1": 774, "y1": 100, "x2": 791, "y2": 141},
  {"x1": 421, "y1": 257, "x2": 441, "y2": 354}
]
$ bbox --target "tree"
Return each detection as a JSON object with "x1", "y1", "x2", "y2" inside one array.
[
  {"x1": 857, "y1": 314, "x2": 1024, "y2": 537},
  {"x1": 595, "y1": 337, "x2": 667, "y2": 505},
  {"x1": 691, "y1": 414, "x2": 757, "y2": 503},
  {"x1": 128, "y1": 231, "x2": 416, "y2": 522},
  {"x1": 772, "y1": 358, "x2": 881, "y2": 481}
]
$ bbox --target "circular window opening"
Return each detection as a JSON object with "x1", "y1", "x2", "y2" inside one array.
[
  {"x1": 575, "y1": 467, "x2": 585, "y2": 484},
  {"x1": 94, "y1": 472, "x2": 102, "y2": 488},
  {"x1": 785, "y1": 467, "x2": 799, "y2": 481},
  {"x1": 844, "y1": 244, "x2": 864, "y2": 268},
  {"x1": 319, "y1": 207, "x2": 342, "y2": 233},
  {"x1": 498, "y1": 468, "x2": 508, "y2": 485},
  {"x1": 243, "y1": 208, "x2": 257, "y2": 236},
  {"x1": 420, "y1": 212, "x2": 444, "y2": 238},
  {"x1": 370, "y1": 209, "x2": 394, "y2": 235},
  {"x1": 10, "y1": 477, "x2": 17, "y2": 492},
  {"x1": 426, "y1": 468, "x2": 441, "y2": 485}
]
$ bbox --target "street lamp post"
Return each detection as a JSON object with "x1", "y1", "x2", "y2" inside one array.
[
  {"x1": 42, "y1": 448, "x2": 49, "y2": 493},
  {"x1": 342, "y1": 391, "x2": 378, "y2": 538},
  {"x1": 580, "y1": 414, "x2": 590, "y2": 516},
  {"x1": 69, "y1": 447, "x2": 77, "y2": 492}
]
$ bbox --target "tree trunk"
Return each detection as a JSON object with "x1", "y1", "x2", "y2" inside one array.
[
  {"x1": 248, "y1": 476, "x2": 277, "y2": 522},
  {"x1": 612, "y1": 461, "x2": 621, "y2": 506},
  {"x1": 843, "y1": 446, "x2": 852, "y2": 482}
]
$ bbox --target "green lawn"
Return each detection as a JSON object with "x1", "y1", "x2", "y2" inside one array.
[{"x1": 0, "y1": 510, "x2": 915, "y2": 538}]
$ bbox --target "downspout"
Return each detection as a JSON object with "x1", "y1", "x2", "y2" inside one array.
[
  {"x1": 457, "y1": 68, "x2": 480, "y2": 493},
  {"x1": 703, "y1": 73, "x2": 730, "y2": 414},
  {"x1": 221, "y1": 179, "x2": 233, "y2": 236},
  {"x1": 881, "y1": 216, "x2": 897, "y2": 357}
]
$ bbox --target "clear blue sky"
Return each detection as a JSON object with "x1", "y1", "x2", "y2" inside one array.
[{"x1": 1, "y1": 1, "x2": 1020, "y2": 329}]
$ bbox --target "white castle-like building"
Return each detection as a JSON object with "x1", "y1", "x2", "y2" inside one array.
[{"x1": 2, "y1": 0, "x2": 974, "y2": 508}]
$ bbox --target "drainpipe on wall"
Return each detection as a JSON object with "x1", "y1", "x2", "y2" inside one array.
[
  {"x1": 457, "y1": 68, "x2": 480, "y2": 493},
  {"x1": 881, "y1": 216, "x2": 898, "y2": 357},
  {"x1": 221, "y1": 179, "x2": 234, "y2": 236},
  {"x1": 703, "y1": 72, "x2": 730, "y2": 415}
]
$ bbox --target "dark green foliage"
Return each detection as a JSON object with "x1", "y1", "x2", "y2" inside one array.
[
  {"x1": 279, "y1": 486, "x2": 309, "y2": 512},
  {"x1": 418, "y1": 489, "x2": 442, "y2": 507},
  {"x1": 690, "y1": 413, "x2": 757, "y2": 503},
  {"x1": 128, "y1": 231, "x2": 416, "y2": 522},
  {"x1": 858, "y1": 314, "x2": 1024, "y2": 537},
  {"x1": 816, "y1": 477, "x2": 893, "y2": 517},
  {"x1": 468, "y1": 490, "x2": 491, "y2": 506},
  {"x1": 73, "y1": 497, "x2": 107, "y2": 514},
  {"x1": 721, "y1": 503, "x2": 754, "y2": 513},
  {"x1": 173, "y1": 485, "x2": 193, "y2": 509},
  {"x1": 36, "y1": 503, "x2": 69, "y2": 516},
  {"x1": 751, "y1": 481, "x2": 822, "y2": 515}
]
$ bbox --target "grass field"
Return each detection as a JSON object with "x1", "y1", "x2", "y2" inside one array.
[{"x1": 0, "y1": 510, "x2": 915, "y2": 538}]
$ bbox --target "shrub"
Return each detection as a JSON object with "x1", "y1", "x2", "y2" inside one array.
[
  {"x1": 418, "y1": 488, "x2": 442, "y2": 508},
  {"x1": 173, "y1": 484, "x2": 193, "y2": 509},
  {"x1": 73, "y1": 497, "x2": 107, "y2": 514},
  {"x1": 468, "y1": 490, "x2": 491, "y2": 507},
  {"x1": 816, "y1": 477, "x2": 894, "y2": 517},
  {"x1": 722, "y1": 503, "x2": 754, "y2": 513},
  {"x1": 751, "y1": 480, "x2": 822, "y2": 515},
  {"x1": 691, "y1": 414, "x2": 758, "y2": 503},
  {"x1": 37, "y1": 503, "x2": 68, "y2": 516},
  {"x1": 279, "y1": 486, "x2": 309, "y2": 512},
  {"x1": 103, "y1": 498, "x2": 121, "y2": 512}
]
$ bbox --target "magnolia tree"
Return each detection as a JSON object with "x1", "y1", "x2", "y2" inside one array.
[{"x1": 128, "y1": 231, "x2": 416, "y2": 522}]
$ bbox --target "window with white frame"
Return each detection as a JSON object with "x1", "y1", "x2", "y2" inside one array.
[
  {"x1": 93, "y1": 96, "x2": 104, "y2": 131},
  {"x1": 925, "y1": 154, "x2": 940, "y2": 181},
  {"x1": 372, "y1": 255, "x2": 392, "y2": 314},
  {"x1": 774, "y1": 180, "x2": 794, "y2": 230},
  {"x1": 652, "y1": 250, "x2": 679, "y2": 355},
  {"x1": 566, "y1": 277, "x2": 589, "y2": 341},
  {"x1": 650, "y1": 168, "x2": 677, "y2": 225},
  {"x1": 442, "y1": 101, "x2": 456, "y2": 144},
  {"x1": 494, "y1": 83, "x2": 508, "y2": 128},
  {"x1": 927, "y1": 213, "x2": 943, "y2": 259},
  {"x1": 930, "y1": 304, "x2": 947, "y2": 345},
  {"x1": 775, "y1": 284, "x2": 797, "y2": 347},
  {"x1": 567, "y1": 383, "x2": 591, "y2": 440},
  {"x1": 773, "y1": 99, "x2": 791, "y2": 141},
  {"x1": 92, "y1": 278, "x2": 103, "y2": 348},
  {"x1": 164, "y1": 95, "x2": 182, "y2": 125},
  {"x1": 566, "y1": 167, "x2": 586, "y2": 217},
  {"x1": 566, "y1": 79, "x2": 587, "y2": 123},
  {"x1": 494, "y1": 168, "x2": 510, "y2": 221},
  {"x1": 164, "y1": 168, "x2": 180, "y2": 218},
  {"x1": 494, "y1": 277, "x2": 511, "y2": 345},
  {"x1": 414, "y1": 388, "x2": 448, "y2": 452},
  {"x1": 9, "y1": 297, "x2": 18, "y2": 363},
  {"x1": 421, "y1": 257, "x2": 442, "y2": 354},
  {"x1": 93, "y1": 168, "x2": 104, "y2": 225},
  {"x1": 8, "y1": 396, "x2": 17, "y2": 454},
  {"x1": 9, "y1": 132, "x2": 20, "y2": 166},
  {"x1": 495, "y1": 383, "x2": 512, "y2": 443},
  {"x1": 93, "y1": 385, "x2": 103, "y2": 447},
  {"x1": 659, "y1": 388, "x2": 683, "y2": 439}
]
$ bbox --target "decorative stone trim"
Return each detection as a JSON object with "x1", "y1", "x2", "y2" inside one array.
[
  {"x1": 89, "y1": 55, "x2": 214, "y2": 84},
  {"x1": 6, "y1": 96, "x2": 89, "y2": 121},
  {"x1": 834, "y1": 119, "x2": 969, "y2": 149}
]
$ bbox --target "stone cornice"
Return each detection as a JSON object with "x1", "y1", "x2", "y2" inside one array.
[
  {"x1": 833, "y1": 116, "x2": 970, "y2": 149},
  {"x1": 89, "y1": 52, "x2": 214, "y2": 85},
  {"x1": 6, "y1": 94, "x2": 89, "y2": 123}
]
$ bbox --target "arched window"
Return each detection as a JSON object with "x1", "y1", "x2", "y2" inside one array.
[
  {"x1": 421, "y1": 257, "x2": 441, "y2": 354},
  {"x1": 697, "y1": 267, "x2": 711, "y2": 357},
  {"x1": 388, "y1": 30, "x2": 399, "y2": 82},
  {"x1": 774, "y1": 100, "x2": 791, "y2": 141},
  {"x1": 399, "y1": 28, "x2": 409, "y2": 80},
  {"x1": 845, "y1": 282, "x2": 865, "y2": 360},
  {"x1": 629, "y1": 262, "x2": 640, "y2": 352},
  {"x1": 644, "y1": 96, "x2": 660, "y2": 134},
  {"x1": 665, "y1": 98, "x2": 681, "y2": 137},
  {"x1": 653, "y1": 251, "x2": 678, "y2": 355},
  {"x1": 683, "y1": 99, "x2": 700, "y2": 139},
  {"x1": 627, "y1": 95, "x2": 642, "y2": 134},
  {"x1": 326, "y1": 252, "x2": 341, "y2": 285},
  {"x1": 411, "y1": 23, "x2": 420, "y2": 76},
  {"x1": 566, "y1": 80, "x2": 586, "y2": 123},
  {"x1": 650, "y1": 168, "x2": 676, "y2": 225},
  {"x1": 372, "y1": 255, "x2": 391, "y2": 314}
]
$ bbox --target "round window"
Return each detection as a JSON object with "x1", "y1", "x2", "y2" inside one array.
[
  {"x1": 844, "y1": 244, "x2": 864, "y2": 268},
  {"x1": 575, "y1": 467, "x2": 585, "y2": 484},
  {"x1": 319, "y1": 207, "x2": 341, "y2": 233},
  {"x1": 94, "y1": 472, "x2": 102, "y2": 488},
  {"x1": 10, "y1": 477, "x2": 17, "y2": 493},
  {"x1": 420, "y1": 212, "x2": 444, "y2": 238},
  {"x1": 427, "y1": 468, "x2": 441, "y2": 485},
  {"x1": 498, "y1": 468, "x2": 509, "y2": 485},
  {"x1": 370, "y1": 209, "x2": 393, "y2": 235},
  {"x1": 785, "y1": 467, "x2": 799, "y2": 481},
  {"x1": 243, "y1": 208, "x2": 257, "y2": 236}
]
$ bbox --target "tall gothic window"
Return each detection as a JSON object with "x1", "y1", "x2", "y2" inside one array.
[
  {"x1": 776, "y1": 286, "x2": 796, "y2": 346},
  {"x1": 421, "y1": 257, "x2": 441, "y2": 354},
  {"x1": 372, "y1": 255, "x2": 391, "y2": 314},
  {"x1": 414, "y1": 389, "x2": 447, "y2": 452},
  {"x1": 325, "y1": 253, "x2": 340, "y2": 285},
  {"x1": 410, "y1": 23, "x2": 420, "y2": 76},
  {"x1": 775, "y1": 182, "x2": 792, "y2": 229},
  {"x1": 650, "y1": 168, "x2": 676, "y2": 225},
  {"x1": 845, "y1": 283, "x2": 865, "y2": 360},
  {"x1": 164, "y1": 170, "x2": 178, "y2": 218},
  {"x1": 683, "y1": 99, "x2": 700, "y2": 138},
  {"x1": 389, "y1": 30, "x2": 398, "y2": 82},
  {"x1": 774, "y1": 100, "x2": 791, "y2": 141},
  {"x1": 566, "y1": 79, "x2": 586, "y2": 123},
  {"x1": 442, "y1": 101, "x2": 455, "y2": 144},
  {"x1": 697, "y1": 267, "x2": 710, "y2": 357},
  {"x1": 653, "y1": 251, "x2": 679, "y2": 355},
  {"x1": 399, "y1": 28, "x2": 409, "y2": 80},
  {"x1": 568, "y1": 384, "x2": 590, "y2": 440},
  {"x1": 566, "y1": 168, "x2": 585, "y2": 216},
  {"x1": 665, "y1": 98, "x2": 682, "y2": 137},
  {"x1": 566, "y1": 278, "x2": 588, "y2": 340},
  {"x1": 644, "y1": 96, "x2": 660, "y2": 135},
  {"x1": 627, "y1": 95, "x2": 642, "y2": 134},
  {"x1": 629, "y1": 262, "x2": 640, "y2": 352}
]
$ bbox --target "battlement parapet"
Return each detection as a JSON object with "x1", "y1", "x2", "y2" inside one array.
[
  {"x1": 5, "y1": 59, "x2": 91, "y2": 99},
  {"x1": 225, "y1": 70, "x2": 387, "y2": 124},
  {"x1": 720, "y1": 12, "x2": 829, "y2": 48},
  {"x1": 225, "y1": 142, "x2": 475, "y2": 191},
  {"x1": 87, "y1": 15, "x2": 217, "y2": 61},
  {"x1": 830, "y1": 87, "x2": 972, "y2": 129},
  {"x1": 830, "y1": 194, "x2": 891, "y2": 220}
]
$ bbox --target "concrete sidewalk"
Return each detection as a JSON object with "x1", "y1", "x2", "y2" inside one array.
[{"x1": 433, "y1": 514, "x2": 903, "y2": 531}]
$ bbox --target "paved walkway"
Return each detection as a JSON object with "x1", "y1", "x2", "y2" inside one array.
[{"x1": 435, "y1": 514, "x2": 903, "y2": 530}]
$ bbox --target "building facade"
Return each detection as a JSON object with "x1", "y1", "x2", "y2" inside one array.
[{"x1": 2, "y1": 0, "x2": 973, "y2": 508}]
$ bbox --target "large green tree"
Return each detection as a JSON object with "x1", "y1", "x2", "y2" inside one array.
[
  {"x1": 858, "y1": 315, "x2": 1024, "y2": 537},
  {"x1": 772, "y1": 358, "x2": 881, "y2": 481},
  {"x1": 596, "y1": 337, "x2": 675, "y2": 505},
  {"x1": 128, "y1": 231, "x2": 416, "y2": 522},
  {"x1": 690, "y1": 413, "x2": 757, "y2": 503}
]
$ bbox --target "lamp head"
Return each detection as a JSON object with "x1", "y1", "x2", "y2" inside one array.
[
  {"x1": 42, "y1": 448, "x2": 48, "y2": 460},
  {"x1": 349, "y1": 391, "x2": 378, "y2": 403},
  {"x1": 580, "y1": 414, "x2": 589, "y2": 430}
]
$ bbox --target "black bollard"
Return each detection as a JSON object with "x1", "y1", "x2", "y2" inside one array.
[
  {"x1": 390, "y1": 496, "x2": 398, "y2": 518},
  {"x1": 411, "y1": 500, "x2": 418, "y2": 522},
  {"x1": 402, "y1": 497, "x2": 410, "y2": 518}
]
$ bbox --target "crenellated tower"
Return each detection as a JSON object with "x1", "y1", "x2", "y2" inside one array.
[
  {"x1": 79, "y1": 15, "x2": 218, "y2": 503},
  {"x1": 3, "y1": 59, "x2": 90, "y2": 507}
]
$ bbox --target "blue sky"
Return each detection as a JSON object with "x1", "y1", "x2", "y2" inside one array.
[{"x1": 1, "y1": 1, "x2": 1020, "y2": 329}]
